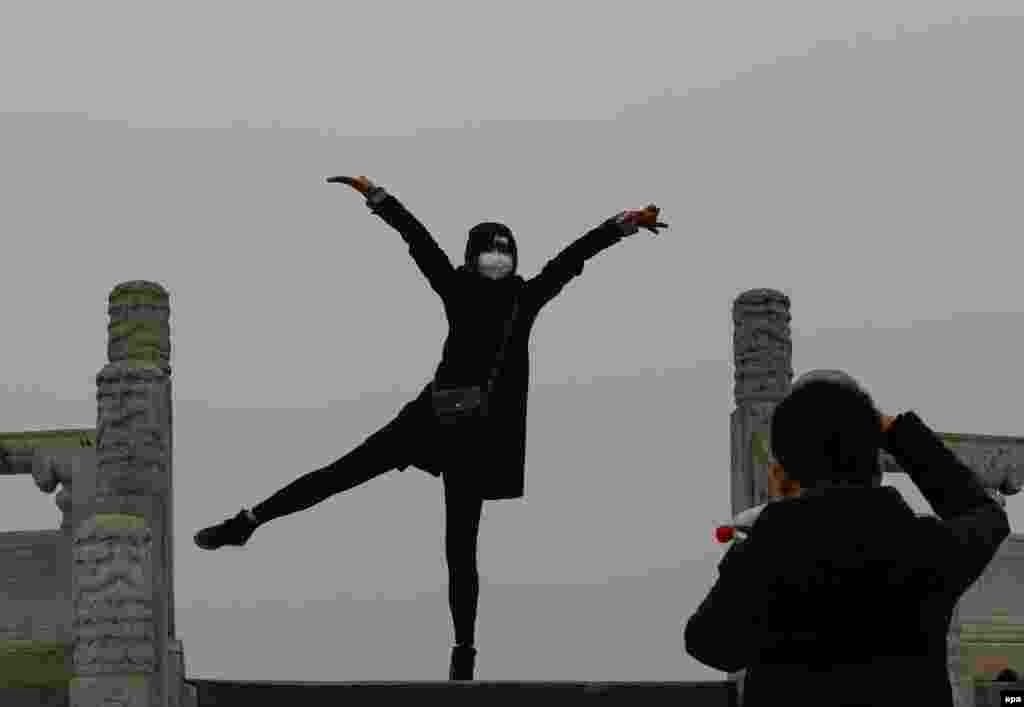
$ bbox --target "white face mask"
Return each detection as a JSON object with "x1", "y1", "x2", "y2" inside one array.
[{"x1": 477, "y1": 250, "x2": 514, "y2": 280}]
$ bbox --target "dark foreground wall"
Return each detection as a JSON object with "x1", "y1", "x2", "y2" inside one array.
[{"x1": 186, "y1": 679, "x2": 738, "y2": 707}]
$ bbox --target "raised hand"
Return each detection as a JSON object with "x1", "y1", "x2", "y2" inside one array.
[
  {"x1": 622, "y1": 204, "x2": 669, "y2": 235},
  {"x1": 326, "y1": 175, "x2": 376, "y2": 194}
]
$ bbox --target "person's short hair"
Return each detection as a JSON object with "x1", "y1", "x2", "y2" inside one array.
[{"x1": 770, "y1": 373, "x2": 883, "y2": 488}]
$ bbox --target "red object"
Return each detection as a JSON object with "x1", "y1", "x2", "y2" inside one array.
[{"x1": 715, "y1": 526, "x2": 735, "y2": 543}]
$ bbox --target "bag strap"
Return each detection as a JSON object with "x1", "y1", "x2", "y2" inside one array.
[
  {"x1": 485, "y1": 294, "x2": 520, "y2": 395},
  {"x1": 430, "y1": 293, "x2": 520, "y2": 395}
]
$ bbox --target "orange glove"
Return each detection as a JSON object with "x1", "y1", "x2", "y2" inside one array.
[
  {"x1": 326, "y1": 175, "x2": 376, "y2": 194},
  {"x1": 622, "y1": 204, "x2": 669, "y2": 235}
]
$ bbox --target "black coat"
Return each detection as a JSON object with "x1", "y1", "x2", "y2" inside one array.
[
  {"x1": 683, "y1": 411, "x2": 1011, "y2": 707},
  {"x1": 364, "y1": 187, "x2": 634, "y2": 500}
]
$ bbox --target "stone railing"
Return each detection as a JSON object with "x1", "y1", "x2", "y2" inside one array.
[
  {"x1": 0, "y1": 281, "x2": 192, "y2": 707},
  {"x1": 0, "y1": 431, "x2": 97, "y2": 702},
  {"x1": 0, "y1": 427, "x2": 96, "y2": 532}
]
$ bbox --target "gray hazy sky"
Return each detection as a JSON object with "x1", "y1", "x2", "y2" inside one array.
[{"x1": 2, "y1": 1, "x2": 1023, "y2": 683}]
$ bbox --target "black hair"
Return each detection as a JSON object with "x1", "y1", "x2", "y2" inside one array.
[
  {"x1": 996, "y1": 668, "x2": 1020, "y2": 682},
  {"x1": 465, "y1": 222, "x2": 517, "y2": 272},
  {"x1": 769, "y1": 379, "x2": 883, "y2": 487}
]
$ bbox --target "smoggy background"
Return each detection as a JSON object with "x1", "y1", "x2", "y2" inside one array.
[{"x1": 1, "y1": 1, "x2": 1022, "y2": 682}]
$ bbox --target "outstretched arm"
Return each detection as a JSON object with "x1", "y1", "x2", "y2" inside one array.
[
  {"x1": 527, "y1": 205, "x2": 668, "y2": 311},
  {"x1": 328, "y1": 176, "x2": 455, "y2": 299}
]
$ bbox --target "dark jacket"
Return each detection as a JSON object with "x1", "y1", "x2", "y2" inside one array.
[
  {"x1": 683, "y1": 411, "x2": 1011, "y2": 706},
  {"x1": 364, "y1": 186, "x2": 636, "y2": 500}
]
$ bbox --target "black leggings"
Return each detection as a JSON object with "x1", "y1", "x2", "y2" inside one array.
[{"x1": 249, "y1": 418, "x2": 485, "y2": 647}]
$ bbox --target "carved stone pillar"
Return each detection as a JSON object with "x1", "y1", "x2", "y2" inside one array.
[
  {"x1": 729, "y1": 288, "x2": 793, "y2": 705},
  {"x1": 731, "y1": 289, "x2": 793, "y2": 512},
  {"x1": 71, "y1": 281, "x2": 173, "y2": 707}
]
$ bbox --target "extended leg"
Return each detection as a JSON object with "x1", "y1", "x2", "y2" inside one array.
[
  {"x1": 249, "y1": 427, "x2": 399, "y2": 524},
  {"x1": 195, "y1": 420, "x2": 407, "y2": 550}
]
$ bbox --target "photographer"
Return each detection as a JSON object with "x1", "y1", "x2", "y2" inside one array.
[{"x1": 683, "y1": 370, "x2": 1010, "y2": 707}]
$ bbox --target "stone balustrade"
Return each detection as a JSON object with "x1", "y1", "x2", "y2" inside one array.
[{"x1": 0, "y1": 282, "x2": 1018, "y2": 707}]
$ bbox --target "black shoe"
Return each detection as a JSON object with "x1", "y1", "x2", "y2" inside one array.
[
  {"x1": 449, "y1": 643, "x2": 476, "y2": 681},
  {"x1": 194, "y1": 509, "x2": 259, "y2": 550}
]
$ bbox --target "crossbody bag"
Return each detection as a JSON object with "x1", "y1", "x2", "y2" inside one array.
[{"x1": 430, "y1": 296, "x2": 520, "y2": 426}]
